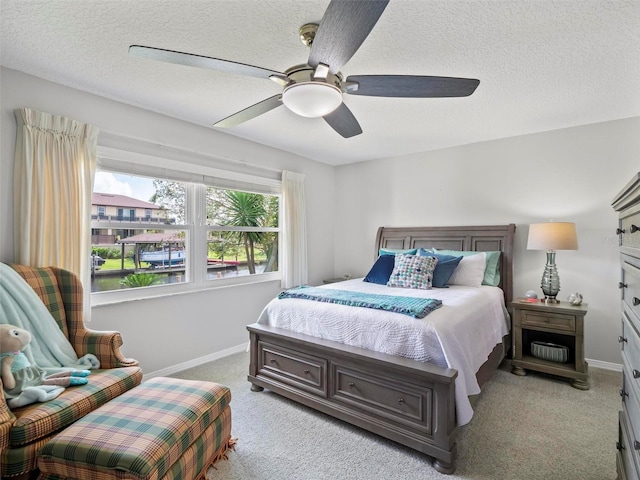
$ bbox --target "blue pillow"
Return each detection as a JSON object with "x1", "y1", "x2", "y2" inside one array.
[
  {"x1": 417, "y1": 248, "x2": 463, "y2": 288},
  {"x1": 363, "y1": 255, "x2": 396, "y2": 285}
]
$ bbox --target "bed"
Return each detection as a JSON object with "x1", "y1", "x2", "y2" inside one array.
[{"x1": 247, "y1": 224, "x2": 516, "y2": 474}]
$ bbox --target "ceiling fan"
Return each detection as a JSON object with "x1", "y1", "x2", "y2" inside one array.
[{"x1": 129, "y1": 0, "x2": 479, "y2": 138}]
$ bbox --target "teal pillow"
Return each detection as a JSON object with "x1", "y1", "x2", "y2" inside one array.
[
  {"x1": 434, "y1": 249, "x2": 501, "y2": 287},
  {"x1": 379, "y1": 248, "x2": 418, "y2": 256}
]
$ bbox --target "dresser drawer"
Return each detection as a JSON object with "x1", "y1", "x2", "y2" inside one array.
[
  {"x1": 520, "y1": 311, "x2": 575, "y2": 333},
  {"x1": 621, "y1": 312, "x2": 640, "y2": 397},
  {"x1": 331, "y1": 363, "x2": 432, "y2": 433},
  {"x1": 619, "y1": 409, "x2": 640, "y2": 478},
  {"x1": 619, "y1": 204, "x2": 640, "y2": 252},
  {"x1": 622, "y1": 364, "x2": 640, "y2": 453},
  {"x1": 258, "y1": 341, "x2": 327, "y2": 396},
  {"x1": 622, "y1": 256, "x2": 640, "y2": 318}
]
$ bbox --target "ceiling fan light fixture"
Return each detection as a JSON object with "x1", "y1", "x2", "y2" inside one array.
[{"x1": 282, "y1": 82, "x2": 343, "y2": 118}]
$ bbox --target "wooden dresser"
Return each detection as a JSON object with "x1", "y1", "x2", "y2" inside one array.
[{"x1": 613, "y1": 172, "x2": 640, "y2": 479}]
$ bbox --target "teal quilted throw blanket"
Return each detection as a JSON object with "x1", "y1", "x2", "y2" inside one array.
[{"x1": 278, "y1": 286, "x2": 442, "y2": 319}]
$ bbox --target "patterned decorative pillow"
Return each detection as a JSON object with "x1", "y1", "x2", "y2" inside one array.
[{"x1": 387, "y1": 254, "x2": 437, "y2": 290}]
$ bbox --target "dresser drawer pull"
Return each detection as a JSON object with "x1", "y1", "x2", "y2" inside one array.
[
  {"x1": 632, "y1": 225, "x2": 640, "y2": 233},
  {"x1": 617, "y1": 228, "x2": 626, "y2": 235},
  {"x1": 304, "y1": 369, "x2": 310, "y2": 375},
  {"x1": 620, "y1": 388, "x2": 629, "y2": 400},
  {"x1": 619, "y1": 335, "x2": 628, "y2": 343},
  {"x1": 349, "y1": 382, "x2": 355, "y2": 387},
  {"x1": 398, "y1": 398, "x2": 405, "y2": 404},
  {"x1": 270, "y1": 359, "x2": 277, "y2": 364},
  {"x1": 617, "y1": 441, "x2": 625, "y2": 451},
  {"x1": 634, "y1": 297, "x2": 640, "y2": 306},
  {"x1": 634, "y1": 369, "x2": 640, "y2": 379}
]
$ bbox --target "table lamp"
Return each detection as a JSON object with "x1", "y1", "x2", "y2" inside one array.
[{"x1": 527, "y1": 222, "x2": 578, "y2": 303}]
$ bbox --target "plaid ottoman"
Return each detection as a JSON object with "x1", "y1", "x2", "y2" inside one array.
[{"x1": 37, "y1": 377, "x2": 233, "y2": 480}]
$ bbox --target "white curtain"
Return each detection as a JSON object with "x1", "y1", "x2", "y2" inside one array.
[
  {"x1": 13, "y1": 108, "x2": 99, "y2": 312},
  {"x1": 281, "y1": 170, "x2": 308, "y2": 288}
]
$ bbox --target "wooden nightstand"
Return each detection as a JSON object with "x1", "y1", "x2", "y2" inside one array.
[
  {"x1": 511, "y1": 299, "x2": 589, "y2": 390},
  {"x1": 322, "y1": 277, "x2": 351, "y2": 284}
]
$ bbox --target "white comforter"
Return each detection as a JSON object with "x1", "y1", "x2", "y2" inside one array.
[{"x1": 257, "y1": 279, "x2": 510, "y2": 426}]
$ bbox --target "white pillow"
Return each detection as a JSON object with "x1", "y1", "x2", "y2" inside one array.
[{"x1": 447, "y1": 251, "x2": 487, "y2": 287}]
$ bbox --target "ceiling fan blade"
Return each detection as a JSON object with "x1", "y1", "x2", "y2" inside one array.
[
  {"x1": 309, "y1": 0, "x2": 389, "y2": 74},
  {"x1": 323, "y1": 103, "x2": 363, "y2": 138},
  {"x1": 129, "y1": 45, "x2": 284, "y2": 80},
  {"x1": 345, "y1": 75, "x2": 480, "y2": 98},
  {"x1": 214, "y1": 95, "x2": 283, "y2": 128}
]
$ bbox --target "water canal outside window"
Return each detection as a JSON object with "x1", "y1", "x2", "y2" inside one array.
[{"x1": 91, "y1": 170, "x2": 281, "y2": 295}]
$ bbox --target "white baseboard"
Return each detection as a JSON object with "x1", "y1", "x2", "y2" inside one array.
[
  {"x1": 586, "y1": 358, "x2": 622, "y2": 372},
  {"x1": 143, "y1": 342, "x2": 249, "y2": 380}
]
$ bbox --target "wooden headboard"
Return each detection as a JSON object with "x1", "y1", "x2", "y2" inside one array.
[{"x1": 375, "y1": 224, "x2": 516, "y2": 305}]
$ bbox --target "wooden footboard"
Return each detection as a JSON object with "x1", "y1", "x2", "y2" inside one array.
[{"x1": 247, "y1": 322, "x2": 461, "y2": 473}]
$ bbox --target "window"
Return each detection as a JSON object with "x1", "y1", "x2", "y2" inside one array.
[{"x1": 91, "y1": 165, "x2": 281, "y2": 299}]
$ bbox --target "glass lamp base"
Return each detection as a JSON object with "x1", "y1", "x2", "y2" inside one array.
[{"x1": 540, "y1": 251, "x2": 561, "y2": 304}]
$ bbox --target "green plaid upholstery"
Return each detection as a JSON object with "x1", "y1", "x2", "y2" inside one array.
[
  {"x1": 8, "y1": 264, "x2": 69, "y2": 336},
  {"x1": 38, "y1": 378, "x2": 233, "y2": 480},
  {"x1": 1, "y1": 368, "x2": 142, "y2": 477},
  {"x1": 8, "y1": 264, "x2": 139, "y2": 369},
  {"x1": 1, "y1": 263, "x2": 142, "y2": 478}
]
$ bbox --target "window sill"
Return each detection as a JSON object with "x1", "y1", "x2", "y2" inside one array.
[{"x1": 91, "y1": 272, "x2": 281, "y2": 307}]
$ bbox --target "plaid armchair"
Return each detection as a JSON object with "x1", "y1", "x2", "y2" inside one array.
[{"x1": 0, "y1": 264, "x2": 143, "y2": 479}]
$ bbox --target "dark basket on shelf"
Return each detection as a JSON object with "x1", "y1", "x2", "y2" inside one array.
[{"x1": 531, "y1": 341, "x2": 568, "y2": 363}]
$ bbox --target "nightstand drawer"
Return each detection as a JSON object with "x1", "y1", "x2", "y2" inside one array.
[
  {"x1": 258, "y1": 341, "x2": 327, "y2": 396},
  {"x1": 520, "y1": 311, "x2": 576, "y2": 332}
]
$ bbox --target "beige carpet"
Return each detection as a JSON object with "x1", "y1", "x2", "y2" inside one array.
[{"x1": 170, "y1": 351, "x2": 620, "y2": 480}]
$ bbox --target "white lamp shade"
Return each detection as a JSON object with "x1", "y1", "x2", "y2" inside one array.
[
  {"x1": 282, "y1": 82, "x2": 343, "y2": 118},
  {"x1": 527, "y1": 222, "x2": 578, "y2": 251}
]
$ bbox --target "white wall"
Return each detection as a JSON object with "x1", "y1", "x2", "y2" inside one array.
[
  {"x1": 0, "y1": 67, "x2": 336, "y2": 374},
  {"x1": 334, "y1": 117, "x2": 640, "y2": 365},
  {"x1": 2, "y1": 66, "x2": 638, "y2": 370}
]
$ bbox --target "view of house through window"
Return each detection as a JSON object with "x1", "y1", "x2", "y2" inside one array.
[{"x1": 91, "y1": 171, "x2": 280, "y2": 293}]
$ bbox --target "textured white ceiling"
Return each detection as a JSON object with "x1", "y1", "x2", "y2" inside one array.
[{"x1": 2, "y1": 0, "x2": 639, "y2": 166}]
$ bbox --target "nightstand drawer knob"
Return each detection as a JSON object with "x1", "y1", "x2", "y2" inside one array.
[
  {"x1": 398, "y1": 398, "x2": 405, "y2": 404},
  {"x1": 633, "y1": 369, "x2": 640, "y2": 379},
  {"x1": 617, "y1": 228, "x2": 626, "y2": 235},
  {"x1": 619, "y1": 335, "x2": 628, "y2": 343},
  {"x1": 617, "y1": 441, "x2": 625, "y2": 451},
  {"x1": 620, "y1": 282, "x2": 628, "y2": 289},
  {"x1": 349, "y1": 382, "x2": 355, "y2": 387},
  {"x1": 634, "y1": 297, "x2": 640, "y2": 307},
  {"x1": 304, "y1": 369, "x2": 310, "y2": 375},
  {"x1": 270, "y1": 359, "x2": 277, "y2": 364},
  {"x1": 632, "y1": 225, "x2": 640, "y2": 233}
]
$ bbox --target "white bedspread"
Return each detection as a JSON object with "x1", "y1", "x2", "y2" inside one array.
[{"x1": 257, "y1": 279, "x2": 510, "y2": 426}]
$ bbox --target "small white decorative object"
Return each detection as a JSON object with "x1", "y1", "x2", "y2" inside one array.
[
  {"x1": 567, "y1": 293, "x2": 583, "y2": 305},
  {"x1": 525, "y1": 290, "x2": 538, "y2": 300}
]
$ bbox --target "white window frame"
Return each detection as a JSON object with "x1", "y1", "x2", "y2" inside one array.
[{"x1": 92, "y1": 145, "x2": 282, "y2": 306}]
